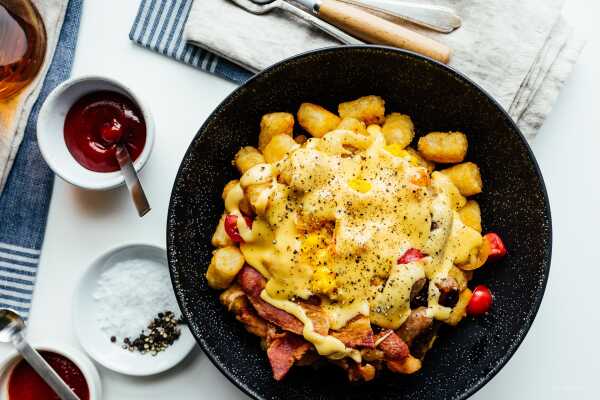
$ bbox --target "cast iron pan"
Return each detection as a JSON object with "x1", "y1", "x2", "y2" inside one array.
[{"x1": 167, "y1": 46, "x2": 552, "y2": 400}]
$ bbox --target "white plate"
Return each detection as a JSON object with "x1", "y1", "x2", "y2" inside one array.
[{"x1": 73, "y1": 244, "x2": 196, "y2": 376}]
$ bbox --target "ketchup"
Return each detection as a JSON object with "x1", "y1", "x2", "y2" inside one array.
[
  {"x1": 64, "y1": 90, "x2": 146, "y2": 172},
  {"x1": 8, "y1": 351, "x2": 89, "y2": 400}
]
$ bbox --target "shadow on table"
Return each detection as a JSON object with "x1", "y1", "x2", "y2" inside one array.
[
  {"x1": 69, "y1": 186, "x2": 129, "y2": 217},
  {"x1": 98, "y1": 345, "x2": 202, "y2": 383}
]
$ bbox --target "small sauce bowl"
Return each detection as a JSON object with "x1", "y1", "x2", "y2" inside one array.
[
  {"x1": 37, "y1": 75, "x2": 155, "y2": 190},
  {"x1": 0, "y1": 342, "x2": 102, "y2": 399}
]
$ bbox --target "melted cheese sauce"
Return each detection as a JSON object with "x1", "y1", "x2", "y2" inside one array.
[{"x1": 224, "y1": 127, "x2": 481, "y2": 359}]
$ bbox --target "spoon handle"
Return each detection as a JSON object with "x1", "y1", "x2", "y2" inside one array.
[
  {"x1": 116, "y1": 144, "x2": 151, "y2": 217},
  {"x1": 12, "y1": 333, "x2": 80, "y2": 400}
]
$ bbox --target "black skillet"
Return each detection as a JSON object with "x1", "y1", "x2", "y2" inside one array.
[{"x1": 167, "y1": 46, "x2": 552, "y2": 400}]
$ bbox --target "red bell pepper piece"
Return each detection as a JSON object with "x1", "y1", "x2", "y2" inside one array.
[
  {"x1": 397, "y1": 248, "x2": 425, "y2": 264},
  {"x1": 483, "y1": 233, "x2": 507, "y2": 262},
  {"x1": 224, "y1": 214, "x2": 253, "y2": 243}
]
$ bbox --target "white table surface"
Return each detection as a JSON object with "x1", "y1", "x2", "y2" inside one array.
[{"x1": 2, "y1": 0, "x2": 598, "y2": 398}]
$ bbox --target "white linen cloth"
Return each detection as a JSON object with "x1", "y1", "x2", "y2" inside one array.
[
  {"x1": 184, "y1": 0, "x2": 584, "y2": 140},
  {"x1": 0, "y1": 0, "x2": 69, "y2": 193}
]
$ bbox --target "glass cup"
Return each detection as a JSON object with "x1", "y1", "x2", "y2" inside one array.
[{"x1": 0, "y1": 0, "x2": 46, "y2": 101}]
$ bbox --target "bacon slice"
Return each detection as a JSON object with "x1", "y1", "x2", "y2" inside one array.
[
  {"x1": 299, "y1": 301, "x2": 329, "y2": 335},
  {"x1": 237, "y1": 264, "x2": 268, "y2": 298},
  {"x1": 331, "y1": 315, "x2": 375, "y2": 348},
  {"x1": 238, "y1": 265, "x2": 305, "y2": 334},
  {"x1": 237, "y1": 265, "x2": 330, "y2": 335},
  {"x1": 220, "y1": 284, "x2": 269, "y2": 337},
  {"x1": 375, "y1": 330, "x2": 410, "y2": 360},
  {"x1": 266, "y1": 332, "x2": 311, "y2": 380},
  {"x1": 237, "y1": 301, "x2": 269, "y2": 338}
]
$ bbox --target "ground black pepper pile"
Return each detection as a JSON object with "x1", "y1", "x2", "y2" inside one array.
[{"x1": 110, "y1": 311, "x2": 184, "y2": 355}]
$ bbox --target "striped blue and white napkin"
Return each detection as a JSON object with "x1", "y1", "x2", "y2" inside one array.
[
  {"x1": 0, "y1": 0, "x2": 82, "y2": 319},
  {"x1": 129, "y1": 0, "x2": 252, "y2": 84}
]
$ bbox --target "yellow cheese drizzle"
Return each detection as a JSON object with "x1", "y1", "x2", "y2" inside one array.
[
  {"x1": 261, "y1": 290, "x2": 361, "y2": 362},
  {"x1": 221, "y1": 126, "x2": 483, "y2": 358}
]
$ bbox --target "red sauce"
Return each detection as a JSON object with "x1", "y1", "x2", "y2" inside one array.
[
  {"x1": 64, "y1": 90, "x2": 146, "y2": 172},
  {"x1": 8, "y1": 351, "x2": 89, "y2": 400}
]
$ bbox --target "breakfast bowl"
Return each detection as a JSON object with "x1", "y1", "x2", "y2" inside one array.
[
  {"x1": 166, "y1": 46, "x2": 552, "y2": 400},
  {"x1": 0, "y1": 341, "x2": 102, "y2": 399},
  {"x1": 37, "y1": 75, "x2": 155, "y2": 190}
]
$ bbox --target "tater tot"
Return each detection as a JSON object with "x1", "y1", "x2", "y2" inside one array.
[
  {"x1": 382, "y1": 113, "x2": 414, "y2": 148},
  {"x1": 205, "y1": 246, "x2": 245, "y2": 289},
  {"x1": 417, "y1": 131, "x2": 468, "y2": 163},
  {"x1": 440, "y1": 162, "x2": 483, "y2": 196},
  {"x1": 458, "y1": 200, "x2": 482, "y2": 232},
  {"x1": 297, "y1": 103, "x2": 341, "y2": 138},
  {"x1": 234, "y1": 146, "x2": 265, "y2": 174},
  {"x1": 222, "y1": 179, "x2": 240, "y2": 202},
  {"x1": 211, "y1": 214, "x2": 234, "y2": 247},
  {"x1": 263, "y1": 134, "x2": 299, "y2": 163},
  {"x1": 338, "y1": 95, "x2": 385, "y2": 125},
  {"x1": 336, "y1": 117, "x2": 367, "y2": 135},
  {"x1": 431, "y1": 171, "x2": 466, "y2": 210},
  {"x1": 258, "y1": 112, "x2": 294, "y2": 150}
]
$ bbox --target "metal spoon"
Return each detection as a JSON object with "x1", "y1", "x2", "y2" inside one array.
[
  {"x1": 228, "y1": 0, "x2": 363, "y2": 45},
  {"x1": 115, "y1": 144, "x2": 151, "y2": 217},
  {"x1": 0, "y1": 309, "x2": 80, "y2": 400}
]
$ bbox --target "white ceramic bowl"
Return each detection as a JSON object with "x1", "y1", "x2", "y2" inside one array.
[
  {"x1": 37, "y1": 75, "x2": 155, "y2": 190},
  {"x1": 72, "y1": 243, "x2": 196, "y2": 376},
  {"x1": 0, "y1": 341, "x2": 102, "y2": 399}
]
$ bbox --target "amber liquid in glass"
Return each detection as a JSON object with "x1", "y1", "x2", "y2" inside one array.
[{"x1": 0, "y1": 0, "x2": 46, "y2": 101}]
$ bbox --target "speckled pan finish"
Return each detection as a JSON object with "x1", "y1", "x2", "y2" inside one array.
[{"x1": 167, "y1": 46, "x2": 552, "y2": 400}]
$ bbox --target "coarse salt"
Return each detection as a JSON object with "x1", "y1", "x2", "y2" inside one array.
[{"x1": 93, "y1": 258, "x2": 181, "y2": 340}]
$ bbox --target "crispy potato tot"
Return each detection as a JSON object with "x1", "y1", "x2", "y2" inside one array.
[
  {"x1": 294, "y1": 134, "x2": 308, "y2": 144},
  {"x1": 382, "y1": 113, "x2": 414, "y2": 148},
  {"x1": 205, "y1": 246, "x2": 245, "y2": 289},
  {"x1": 457, "y1": 236, "x2": 491, "y2": 271},
  {"x1": 417, "y1": 131, "x2": 468, "y2": 163},
  {"x1": 222, "y1": 179, "x2": 252, "y2": 215},
  {"x1": 405, "y1": 147, "x2": 435, "y2": 173},
  {"x1": 244, "y1": 183, "x2": 272, "y2": 216},
  {"x1": 459, "y1": 200, "x2": 482, "y2": 232},
  {"x1": 336, "y1": 117, "x2": 367, "y2": 135},
  {"x1": 446, "y1": 288, "x2": 473, "y2": 326},
  {"x1": 222, "y1": 179, "x2": 240, "y2": 202},
  {"x1": 451, "y1": 221, "x2": 483, "y2": 265},
  {"x1": 234, "y1": 146, "x2": 265, "y2": 174},
  {"x1": 431, "y1": 171, "x2": 466, "y2": 210},
  {"x1": 338, "y1": 95, "x2": 385, "y2": 125},
  {"x1": 258, "y1": 112, "x2": 294, "y2": 150},
  {"x1": 212, "y1": 214, "x2": 234, "y2": 247},
  {"x1": 297, "y1": 103, "x2": 341, "y2": 138},
  {"x1": 263, "y1": 134, "x2": 299, "y2": 163},
  {"x1": 440, "y1": 162, "x2": 482, "y2": 196}
]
